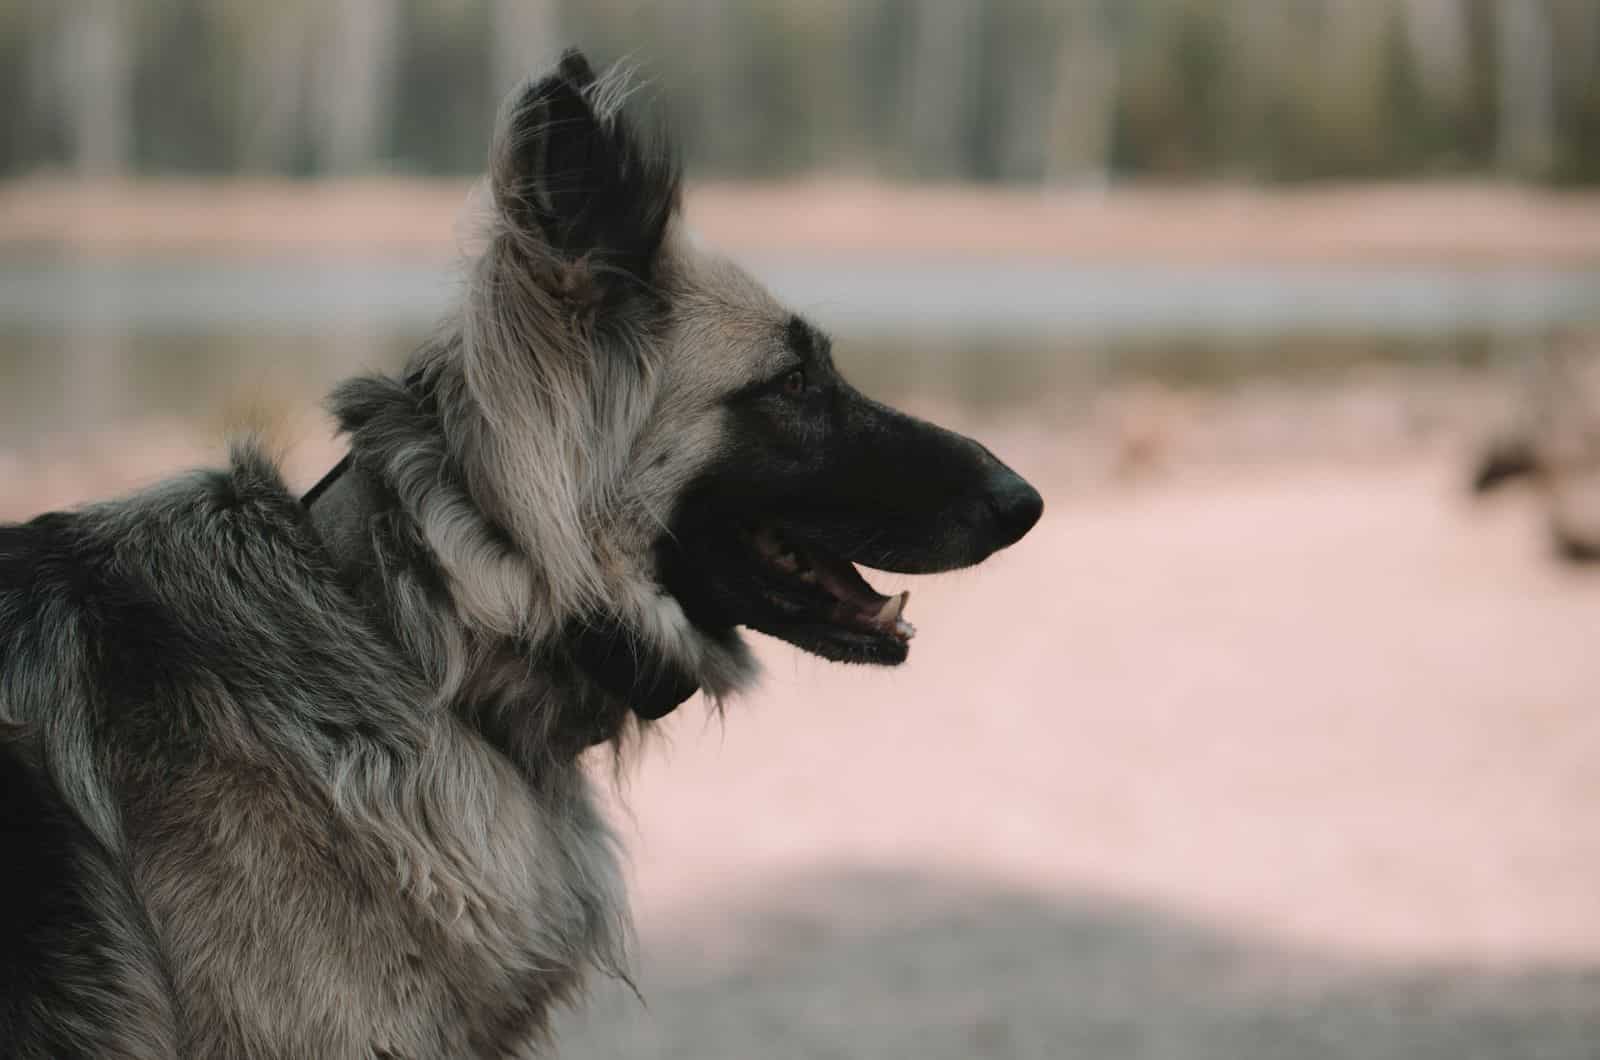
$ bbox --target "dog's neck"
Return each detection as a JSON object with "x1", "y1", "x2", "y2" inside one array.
[{"x1": 302, "y1": 427, "x2": 700, "y2": 760}]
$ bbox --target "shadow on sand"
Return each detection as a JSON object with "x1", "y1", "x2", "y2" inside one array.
[{"x1": 556, "y1": 868, "x2": 1599, "y2": 1059}]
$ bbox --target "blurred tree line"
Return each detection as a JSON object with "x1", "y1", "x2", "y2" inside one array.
[{"x1": 3, "y1": 0, "x2": 1598, "y2": 184}]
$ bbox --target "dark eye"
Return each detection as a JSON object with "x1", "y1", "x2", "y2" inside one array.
[{"x1": 781, "y1": 368, "x2": 806, "y2": 396}]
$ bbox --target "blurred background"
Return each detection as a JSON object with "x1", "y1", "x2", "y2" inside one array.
[{"x1": 5, "y1": 2, "x2": 1600, "y2": 1057}]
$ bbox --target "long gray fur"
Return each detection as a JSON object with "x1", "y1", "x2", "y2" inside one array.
[
  {"x1": 0, "y1": 54, "x2": 750, "y2": 1058},
  {"x1": 0, "y1": 48, "x2": 1043, "y2": 1059}
]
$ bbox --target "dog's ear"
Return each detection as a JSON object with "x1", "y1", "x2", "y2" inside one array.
[{"x1": 491, "y1": 48, "x2": 679, "y2": 287}]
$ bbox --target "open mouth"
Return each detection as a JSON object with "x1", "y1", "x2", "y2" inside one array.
[
  {"x1": 659, "y1": 516, "x2": 919, "y2": 667},
  {"x1": 741, "y1": 523, "x2": 916, "y2": 663}
]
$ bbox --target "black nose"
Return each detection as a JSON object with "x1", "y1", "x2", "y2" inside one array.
[{"x1": 986, "y1": 473, "x2": 1044, "y2": 548}]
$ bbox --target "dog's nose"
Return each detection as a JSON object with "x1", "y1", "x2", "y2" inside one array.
[{"x1": 986, "y1": 472, "x2": 1044, "y2": 547}]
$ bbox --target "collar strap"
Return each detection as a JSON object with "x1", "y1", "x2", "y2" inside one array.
[
  {"x1": 299, "y1": 453, "x2": 352, "y2": 509},
  {"x1": 563, "y1": 616, "x2": 701, "y2": 721}
]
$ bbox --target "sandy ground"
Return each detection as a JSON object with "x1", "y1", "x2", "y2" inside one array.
[
  {"x1": 4, "y1": 178, "x2": 1600, "y2": 264},
  {"x1": 534, "y1": 446, "x2": 1600, "y2": 1059},
  {"x1": 4, "y1": 413, "x2": 1598, "y2": 1057}
]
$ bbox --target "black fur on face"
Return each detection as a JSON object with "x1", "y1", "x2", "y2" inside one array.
[{"x1": 657, "y1": 316, "x2": 1044, "y2": 666}]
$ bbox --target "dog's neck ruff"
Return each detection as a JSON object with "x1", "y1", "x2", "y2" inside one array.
[{"x1": 300, "y1": 413, "x2": 700, "y2": 739}]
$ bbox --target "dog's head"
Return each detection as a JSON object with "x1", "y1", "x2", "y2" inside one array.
[{"x1": 457, "y1": 51, "x2": 1040, "y2": 717}]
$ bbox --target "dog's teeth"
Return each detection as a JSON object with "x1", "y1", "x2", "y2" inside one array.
[
  {"x1": 895, "y1": 619, "x2": 916, "y2": 639},
  {"x1": 875, "y1": 591, "x2": 908, "y2": 624}
]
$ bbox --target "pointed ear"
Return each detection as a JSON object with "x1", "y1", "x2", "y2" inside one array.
[{"x1": 491, "y1": 48, "x2": 679, "y2": 283}]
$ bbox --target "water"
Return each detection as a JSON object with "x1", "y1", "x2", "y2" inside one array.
[
  {"x1": 5, "y1": 255, "x2": 1598, "y2": 338},
  {"x1": 3, "y1": 253, "x2": 1598, "y2": 445}
]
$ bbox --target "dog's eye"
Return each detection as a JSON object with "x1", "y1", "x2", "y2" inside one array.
[{"x1": 781, "y1": 369, "x2": 806, "y2": 396}]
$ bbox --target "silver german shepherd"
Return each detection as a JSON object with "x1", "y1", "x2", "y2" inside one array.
[{"x1": 0, "y1": 51, "x2": 1041, "y2": 1058}]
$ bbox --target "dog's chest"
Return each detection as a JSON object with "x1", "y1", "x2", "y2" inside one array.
[
  {"x1": 363, "y1": 743, "x2": 603, "y2": 1054},
  {"x1": 137, "y1": 729, "x2": 622, "y2": 1058}
]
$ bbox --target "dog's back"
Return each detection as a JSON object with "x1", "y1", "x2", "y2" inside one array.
[
  {"x1": 0, "y1": 454, "x2": 383, "y2": 1057},
  {"x1": 0, "y1": 468, "x2": 291, "y2": 1057},
  {"x1": 0, "y1": 451, "x2": 621, "y2": 1057}
]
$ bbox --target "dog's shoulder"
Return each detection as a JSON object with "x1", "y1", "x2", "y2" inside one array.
[
  {"x1": 0, "y1": 445, "x2": 298, "y2": 645},
  {"x1": 1, "y1": 441, "x2": 313, "y2": 600},
  {"x1": 1, "y1": 445, "x2": 420, "y2": 733}
]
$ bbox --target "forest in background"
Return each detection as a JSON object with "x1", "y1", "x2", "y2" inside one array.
[{"x1": 2, "y1": 0, "x2": 1599, "y2": 185}]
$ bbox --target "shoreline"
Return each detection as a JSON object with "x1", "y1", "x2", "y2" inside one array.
[{"x1": 3, "y1": 178, "x2": 1599, "y2": 266}]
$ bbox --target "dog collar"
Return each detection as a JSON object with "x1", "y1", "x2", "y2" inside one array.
[{"x1": 301, "y1": 452, "x2": 699, "y2": 727}]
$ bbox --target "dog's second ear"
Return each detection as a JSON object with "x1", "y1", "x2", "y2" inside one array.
[{"x1": 492, "y1": 48, "x2": 679, "y2": 288}]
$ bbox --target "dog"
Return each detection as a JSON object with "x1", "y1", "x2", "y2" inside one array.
[
  {"x1": 0, "y1": 50, "x2": 1042, "y2": 1058},
  {"x1": 1470, "y1": 343, "x2": 1600, "y2": 562}
]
